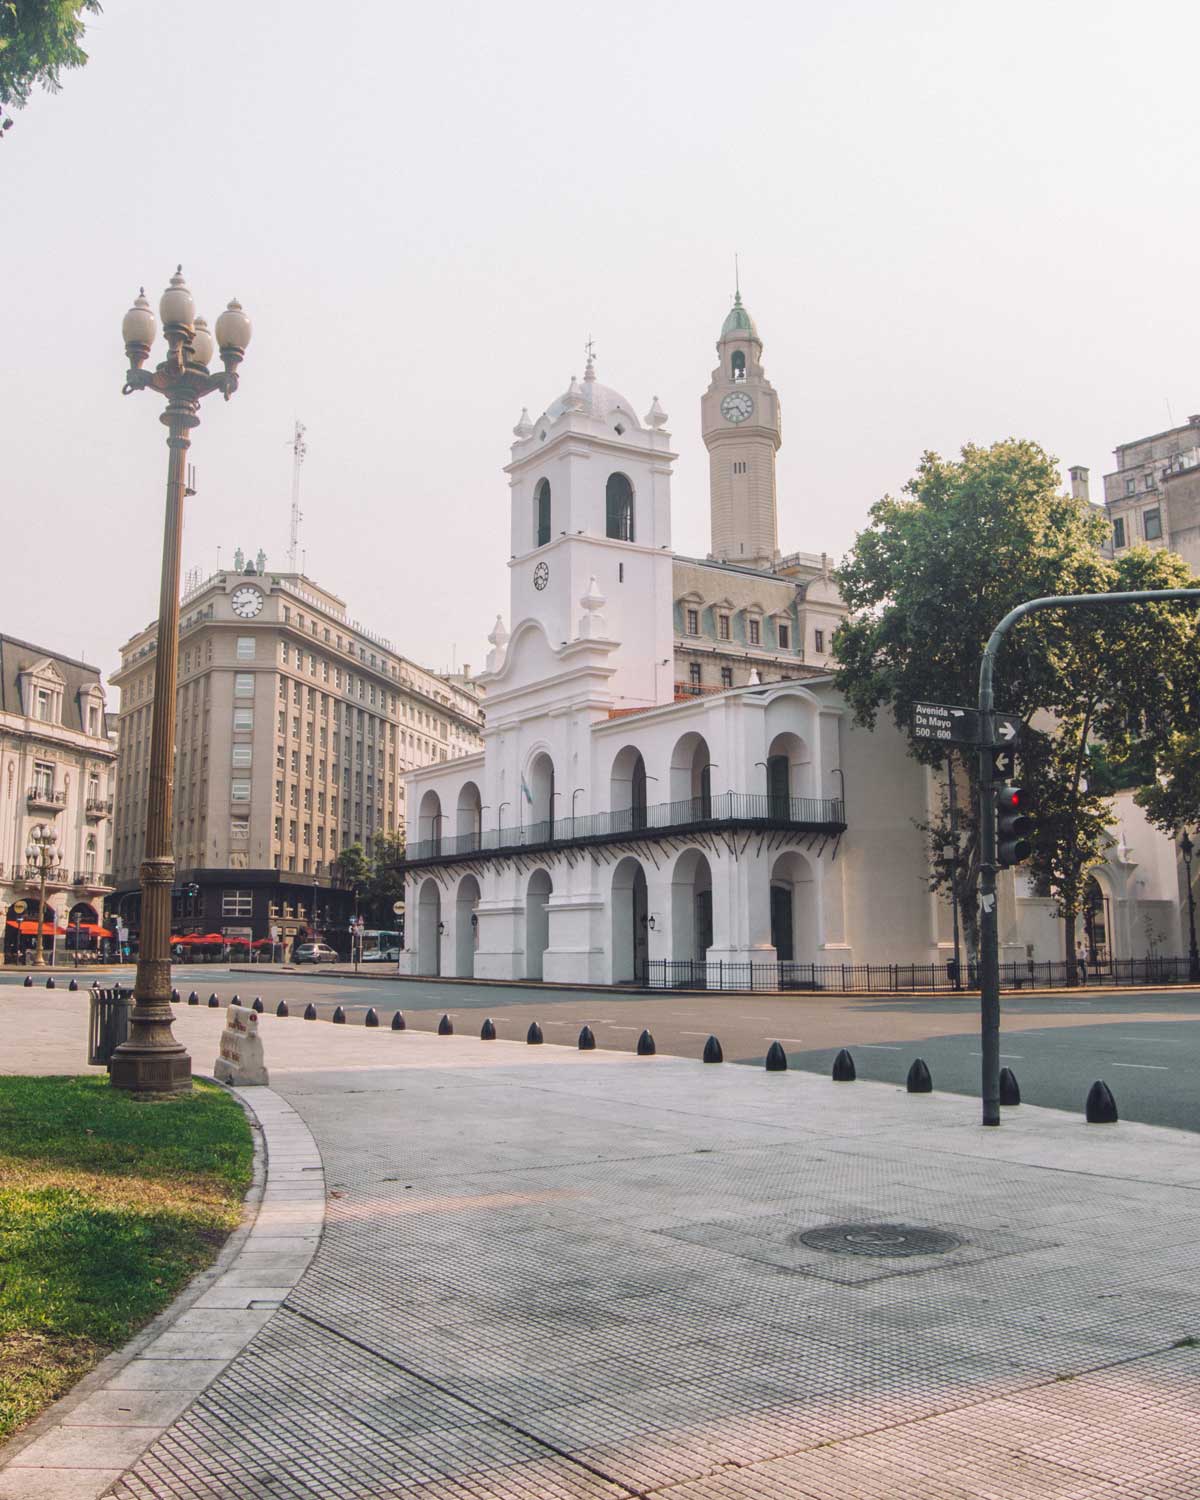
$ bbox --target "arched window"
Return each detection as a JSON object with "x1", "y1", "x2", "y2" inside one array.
[
  {"x1": 534, "y1": 479, "x2": 551, "y2": 548},
  {"x1": 605, "y1": 473, "x2": 634, "y2": 542},
  {"x1": 731, "y1": 350, "x2": 746, "y2": 381}
]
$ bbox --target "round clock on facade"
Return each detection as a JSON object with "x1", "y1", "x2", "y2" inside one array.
[
  {"x1": 230, "y1": 585, "x2": 264, "y2": 619},
  {"x1": 720, "y1": 390, "x2": 754, "y2": 424},
  {"x1": 533, "y1": 561, "x2": 550, "y2": 591}
]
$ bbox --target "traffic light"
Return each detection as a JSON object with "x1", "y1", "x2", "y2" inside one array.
[{"x1": 995, "y1": 783, "x2": 1031, "y2": 868}]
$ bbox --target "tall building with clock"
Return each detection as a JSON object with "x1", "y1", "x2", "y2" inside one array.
[
  {"x1": 700, "y1": 290, "x2": 782, "y2": 569},
  {"x1": 110, "y1": 554, "x2": 483, "y2": 952}
]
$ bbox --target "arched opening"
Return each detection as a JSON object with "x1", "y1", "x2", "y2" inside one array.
[
  {"x1": 455, "y1": 781, "x2": 482, "y2": 846},
  {"x1": 730, "y1": 349, "x2": 746, "y2": 381},
  {"x1": 4, "y1": 897, "x2": 58, "y2": 960},
  {"x1": 534, "y1": 478, "x2": 551, "y2": 548},
  {"x1": 526, "y1": 752, "x2": 555, "y2": 841},
  {"x1": 416, "y1": 879, "x2": 442, "y2": 976},
  {"x1": 67, "y1": 900, "x2": 99, "y2": 951},
  {"x1": 770, "y1": 850, "x2": 816, "y2": 970},
  {"x1": 765, "y1": 731, "x2": 811, "y2": 818},
  {"x1": 524, "y1": 869, "x2": 552, "y2": 980},
  {"x1": 417, "y1": 790, "x2": 444, "y2": 853},
  {"x1": 605, "y1": 473, "x2": 634, "y2": 542},
  {"x1": 671, "y1": 848, "x2": 713, "y2": 977},
  {"x1": 455, "y1": 874, "x2": 480, "y2": 978},
  {"x1": 611, "y1": 856, "x2": 648, "y2": 984},
  {"x1": 668, "y1": 732, "x2": 714, "y2": 818},
  {"x1": 1083, "y1": 873, "x2": 1112, "y2": 965},
  {"x1": 610, "y1": 745, "x2": 649, "y2": 832}
]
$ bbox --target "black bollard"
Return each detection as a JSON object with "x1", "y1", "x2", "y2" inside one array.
[
  {"x1": 636, "y1": 1028, "x2": 656, "y2": 1056},
  {"x1": 332, "y1": 1005, "x2": 346, "y2": 1024},
  {"x1": 391, "y1": 1010, "x2": 406, "y2": 1031},
  {"x1": 1086, "y1": 1080, "x2": 1118, "y2": 1124},
  {"x1": 171, "y1": 988, "x2": 179, "y2": 1002},
  {"x1": 703, "y1": 1035, "x2": 724, "y2": 1064},
  {"x1": 46, "y1": 977, "x2": 55, "y2": 989},
  {"x1": 252, "y1": 997, "x2": 264, "y2": 1013},
  {"x1": 68, "y1": 978, "x2": 79, "y2": 992},
  {"x1": 303, "y1": 1002, "x2": 317, "y2": 1020},
  {"x1": 23, "y1": 975, "x2": 32, "y2": 987},
  {"x1": 765, "y1": 1041, "x2": 788, "y2": 1072},
  {"x1": 998, "y1": 1067, "x2": 1021, "y2": 1106},
  {"x1": 364, "y1": 1007, "x2": 379, "y2": 1027},
  {"x1": 230, "y1": 994, "x2": 240, "y2": 1006},
  {"x1": 906, "y1": 1058, "x2": 933, "y2": 1094},
  {"x1": 208, "y1": 993, "x2": 220, "y2": 1008},
  {"x1": 276, "y1": 1000, "x2": 289, "y2": 1017},
  {"x1": 832, "y1": 1048, "x2": 856, "y2": 1082},
  {"x1": 437, "y1": 1013, "x2": 453, "y2": 1036},
  {"x1": 188, "y1": 991, "x2": 199, "y2": 1004},
  {"x1": 480, "y1": 1018, "x2": 497, "y2": 1040},
  {"x1": 578, "y1": 1025, "x2": 596, "y2": 1050},
  {"x1": 527, "y1": 1021, "x2": 544, "y2": 1045}
]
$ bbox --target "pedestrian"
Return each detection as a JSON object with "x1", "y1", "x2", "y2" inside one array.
[{"x1": 1076, "y1": 942, "x2": 1088, "y2": 986}]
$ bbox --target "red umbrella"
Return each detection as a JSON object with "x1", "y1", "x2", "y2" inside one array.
[
  {"x1": 252, "y1": 937, "x2": 275, "y2": 948},
  {"x1": 226, "y1": 936, "x2": 250, "y2": 948},
  {"x1": 6, "y1": 918, "x2": 67, "y2": 936}
]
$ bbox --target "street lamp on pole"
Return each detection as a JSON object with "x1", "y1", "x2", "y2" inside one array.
[
  {"x1": 109, "y1": 269, "x2": 251, "y2": 1096},
  {"x1": 1180, "y1": 831, "x2": 1199, "y2": 984},
  {"x1": 25, "y1": 824, "x2": 59, "y2": 968}
]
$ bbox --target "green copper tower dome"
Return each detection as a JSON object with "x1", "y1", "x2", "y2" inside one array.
[{"x1": 720, "y1": 290, "x2": 759, "y2": 341}]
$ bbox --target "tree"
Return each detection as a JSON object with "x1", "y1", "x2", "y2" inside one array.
[
  {"x1": 1135, "y1": 730, "x2": 1200, "y2": 836},
  {"x1": 834, "y1": 440, "x2": 1198, "y2": 967},
  {"x1": 333, "y1": 836, "x2": 406, "y2": 926},
  {"x1": 0, "y1": 1, "x2": 101, "y2": 133}
]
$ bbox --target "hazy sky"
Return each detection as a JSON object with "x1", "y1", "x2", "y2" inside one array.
[{"x1": 5, "y1": 1, "x2": 1199, "y2": 685}]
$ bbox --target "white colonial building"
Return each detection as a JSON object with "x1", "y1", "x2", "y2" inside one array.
[{"x1": 400, "y1": 303, "x2": 1185, "y2": 987}]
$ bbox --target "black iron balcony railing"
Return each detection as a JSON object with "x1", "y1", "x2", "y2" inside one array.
[
  {"x1": 406, "y1": 790, "x2": 845, "y2": 866},
  {"x1": 27, "y1": 787, "x2": 66, "y2": 809},
  {"x1": 85, "y1": 797, "x2": 114, "y2": 817},
  {"x1": 20, "y1": 863, "x2": 69, "y2": 884}
]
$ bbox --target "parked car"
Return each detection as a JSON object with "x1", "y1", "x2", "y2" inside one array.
[{"x1": 292, "y1": 942, "x2": 339, "y2": 964}]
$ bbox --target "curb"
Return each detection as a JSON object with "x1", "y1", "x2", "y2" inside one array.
[{"x1": 0, "y1": 1085, "x2": 326, "y2": 1500}]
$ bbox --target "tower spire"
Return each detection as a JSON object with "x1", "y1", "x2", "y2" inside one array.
[{"x1": 734, "y1": 252, "x2": 740, "y2": 300}]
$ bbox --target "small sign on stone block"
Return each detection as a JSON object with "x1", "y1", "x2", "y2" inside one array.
[{"x1": 214, "y1": 1003, "x2": 269, "y2": 1087}]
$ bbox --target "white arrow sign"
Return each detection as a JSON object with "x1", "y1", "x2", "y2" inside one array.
[{"x1": 998, "y1": 721, "x2": 1016, "y2": 741}]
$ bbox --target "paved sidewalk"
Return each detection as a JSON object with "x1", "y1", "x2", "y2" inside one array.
[{"x1": 3, "y1": 994, "x2": 1200, "y2": 1497}]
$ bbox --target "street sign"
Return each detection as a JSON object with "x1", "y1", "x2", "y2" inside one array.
[
  {"x1": 392, "y1": 900, "x2": 404, "y2": 915},
  {"x1": 992, "y1": 713, "x2": 1020, "y2": 745},
  {"x1": 912, "y1": 702, "x2": 979, "y2": 745},
  {"x1": 988, "y1": 745, "x2": 1016, "y2": 781}
]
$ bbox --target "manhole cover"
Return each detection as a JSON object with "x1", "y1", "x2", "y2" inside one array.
[{"x1": 792, "y1": 1223, "x2": 963, "y2": 1258}]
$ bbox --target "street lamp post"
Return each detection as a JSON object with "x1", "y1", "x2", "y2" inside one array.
[
  {"x1": 25, "y1": 824, "x2": 59, "y2": 967},
  {"x1": 1181, "y1": 831, "x2": 1199, "y2": 984},
  {"x1": 109, "y1": 268, "x2": 251, "y2": 1096}
]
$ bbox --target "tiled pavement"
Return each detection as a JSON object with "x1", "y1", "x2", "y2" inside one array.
[{"x1": 4, "y1": 996, "x2": 1200, "y2": 1496}]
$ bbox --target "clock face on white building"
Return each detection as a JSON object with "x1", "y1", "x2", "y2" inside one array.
[
  {"x1": 230, "y1": 586, "x2": 264, "y2": 619},
  {"x1": 720, "y1": 391, "x2": 754, "y2": 424},
  {"x1": 533, "y1": 561, "x2": 550, "y2": 591}
]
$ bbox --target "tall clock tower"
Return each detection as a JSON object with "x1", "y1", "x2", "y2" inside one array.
[{"x1": 701, "y1": 291, "x2": 782, "y2": 568}]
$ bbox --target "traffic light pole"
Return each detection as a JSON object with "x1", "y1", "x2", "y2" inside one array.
[{"x1": 977, "y1": 587, "x2": 1200, "y2": 1128}]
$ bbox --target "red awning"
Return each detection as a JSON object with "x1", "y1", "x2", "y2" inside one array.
[
  {"x1": 6, "y1": 919, "x2": 67, "y2": 937},
  {"x1": 73, "y1": 922, "x2": 113, "y2": 937}
]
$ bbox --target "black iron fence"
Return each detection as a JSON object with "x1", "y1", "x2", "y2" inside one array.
[
  {"x1": 643, "y1": 956, "x2": 1197, "y2": 993},
  {"x1": 407, "y1": 790, "x2": 845, "y2": 865}
]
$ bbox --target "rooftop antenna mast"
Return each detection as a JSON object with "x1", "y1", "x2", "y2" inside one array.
[{"x1": 287, "y1": 420, "x2": 307, "y2": 573}]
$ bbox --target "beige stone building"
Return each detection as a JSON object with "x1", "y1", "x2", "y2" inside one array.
[
  {"x1": 1089, "y1": 413, "x2": 1200, "y2": 572},
  {"x1": 111, "y1": 558, "x2": 483, "y2": 948},
  {"x1": 671, "y1": 293, "x2": 848, "y2": 696},
  {"x1": 0, "y1": 635, "x2": 117, "y2": 960}
]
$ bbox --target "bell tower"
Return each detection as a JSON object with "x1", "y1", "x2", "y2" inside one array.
[{"x1": 701, "y1": 290, "x2": 782, "y2": 568}]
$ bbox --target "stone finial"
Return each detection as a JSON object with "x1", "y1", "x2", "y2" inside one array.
[
  {"x1": 563, "y1": 375, "x2": 585, "y2": 413},
  {"x1": 513, "y1": 407, "x2": 533, "y2": 439},
  {"x1": 748, "y1": 668, "x2": 761, "y2": 685},
  {"x1": 645, "y1": 396, "x2": 668, "y2": 429},
  {"x1": 579, "y1": 577, "x2": 608, "y2": 639}
]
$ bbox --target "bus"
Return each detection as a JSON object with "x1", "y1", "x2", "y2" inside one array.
[{"x1": 359, "y1": 928, "x2": 401, "y2": 962}]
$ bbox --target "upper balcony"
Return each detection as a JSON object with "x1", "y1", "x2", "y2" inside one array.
[
  {"x1": 73, "y1": 870, "x2": 115, "y2": 891},
  {"x1": 27, "y1": 787, "x2": 66, "y2": 813},
  {"x1": 85, "y1": 797, "x2": 114, "y2": 819},
  {"x1": 404, "y1": 790, "x2": 846, "y2": 868},
  {"x1": 19, "y1": 863, "x2": 70, "y2": 887}
]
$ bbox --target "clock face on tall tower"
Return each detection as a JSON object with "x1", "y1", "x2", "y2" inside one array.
[
  {"x1": 230, "y1": 585, "x2": 264, "y2": 619},
  {"x1": 720, "y1": 390, "x2": 754, "y2": 424}
]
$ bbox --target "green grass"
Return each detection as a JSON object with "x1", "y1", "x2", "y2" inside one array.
[{"x1": 0, "y1": 1075, "x2": 253, "y2": 1443}]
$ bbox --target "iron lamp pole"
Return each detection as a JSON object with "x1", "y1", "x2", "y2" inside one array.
[
  {"x1": 109, "y1": 268, "x2": 251, "y2": 1096},
  {"x1": 26, "y1": 824, "x2": 59, "y2": 967}
]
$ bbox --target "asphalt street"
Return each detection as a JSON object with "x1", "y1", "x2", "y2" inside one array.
[{"x1": 7, "y1": 966, "x2": 1198, "y2": 1132}]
